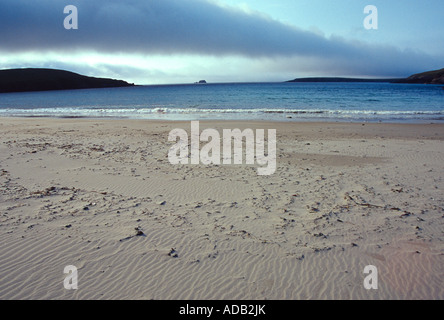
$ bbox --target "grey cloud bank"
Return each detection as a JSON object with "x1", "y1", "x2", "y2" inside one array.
[{"x1": 0, "y1": 0, "x2": 442, "y2": 78}]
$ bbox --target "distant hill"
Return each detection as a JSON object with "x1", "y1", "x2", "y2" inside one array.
[
  {"x1": 0, "y1": 68, "x2": 135, "y2": 93},
  {"x1": 392, "y1": 68, "x2": 444, "y2": 84},
  {"x1": 287, "y1": 68, "x2": 444, "y2": 85},
  {"x1": 286, "y1": 77, "x2": 401, "y2": 83}
]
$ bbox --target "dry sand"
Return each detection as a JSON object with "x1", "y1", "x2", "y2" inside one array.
[{"x1": 0, "y1": 117, "x2": 443, "y2": 300}]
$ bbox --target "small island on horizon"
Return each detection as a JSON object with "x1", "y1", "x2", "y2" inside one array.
[{"x1": 0, "y1": 68, "x2": 135, "y2": 94}]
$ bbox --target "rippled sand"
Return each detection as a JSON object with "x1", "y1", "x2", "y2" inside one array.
[{"x1": 1, "y1": 118, "x2": 443, "y2": 299}]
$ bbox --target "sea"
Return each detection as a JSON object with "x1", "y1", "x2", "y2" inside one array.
[{"x1": 0, "y1": 82, "x2": 443, "y2": 123}]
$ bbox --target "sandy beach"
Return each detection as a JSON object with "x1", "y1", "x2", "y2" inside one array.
[{"x1": 0, "y1": 117, "x2": 443, "y2": 300}]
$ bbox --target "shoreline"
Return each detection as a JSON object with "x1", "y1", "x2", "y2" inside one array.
[
  {"x1": 1, "y1": 114, "x2": 443, "y2": 125},
  {"x1": 2, "y1": 116, "x2": 444, "y2": 139},
  {"x1": 1, "y1": 117, "x2": 443, "y2": 299}
]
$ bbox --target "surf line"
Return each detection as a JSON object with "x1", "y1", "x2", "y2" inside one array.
[{"x1": 168, "y1": 121, "x2": 276, "y2": 175}]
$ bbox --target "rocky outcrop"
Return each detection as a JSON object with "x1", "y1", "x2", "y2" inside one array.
[
  {"x1": 0, "y1": 68, "x2": 135, "y2": 93},
  {"x1": 393, "y1": 68, "x2": 444, "y2": 84}
]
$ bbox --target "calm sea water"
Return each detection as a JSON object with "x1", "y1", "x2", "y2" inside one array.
[{"x1": 0, "y1": 82, "x2": 443, "y2": 122}]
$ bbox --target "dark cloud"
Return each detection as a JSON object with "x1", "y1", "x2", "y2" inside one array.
[
  {"x1": 0, "y1": 0, "x2": 335, "y2": 56},
  {"x1": 0, "y1": 0, "x2": 442, "y2": 77}
]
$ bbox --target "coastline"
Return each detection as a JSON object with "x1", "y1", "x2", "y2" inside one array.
[{"x1": 1, "y1": 117, "x2": 443, "y2": 299}]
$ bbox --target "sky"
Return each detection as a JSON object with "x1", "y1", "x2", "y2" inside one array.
[{"x1": 0, "y1": 0, "x2": 443, "y2": 84}]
